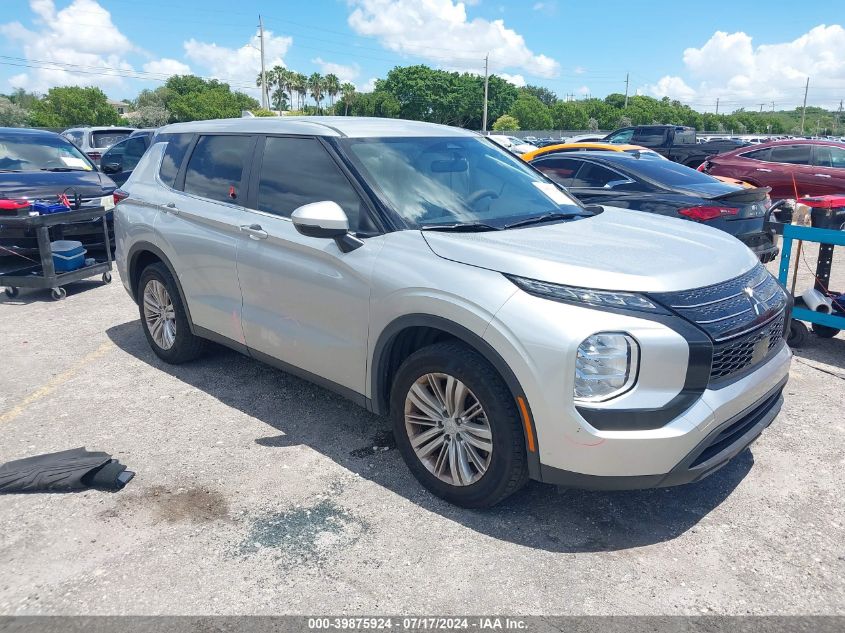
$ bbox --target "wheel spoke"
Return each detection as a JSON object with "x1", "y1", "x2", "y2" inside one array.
[
  {"x1": 447, "y1": 439, "x2": 461, "y2": 485},
  {"x1": 411, "y1": 426, "x2": 446, "y2": 458},
  {"x1": 433, "y1": 442, "x2": 449, "y2": 476},
  {"x1": 459, "y1": 400, "x2": 483, "y2": 420},
  {"x1": 445, "y1": 376, "x2": 467, "y2": 418},
  {"x1": 460, "y1": 429, "x2": 492, "y2": 453},
  {"x1": 408, "y1": 382, "x2": 444, "y2": 421},
  {"x1": 454, "y1": 439, "x2": 475, "y2": 484},
  {"x1": 406, "y1": 413, "x2": 439, "y2": 426},
  {"x1": 426, "y1": 374, "x2": 447, "y2": 410},
  {"x1": 462, "y1": 439, "x2": 488, "y2": 475}
]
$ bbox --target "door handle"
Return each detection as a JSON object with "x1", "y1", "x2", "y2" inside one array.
[
  {"x1": 162, "y1": 202, "x2": 180, "y2": 215},
  {"x1": 755, "y1": 168, "x2": 772, "y2": 172},
  {"x1": 814, "y1": 173, "x2": 832, "y2": 178},
  {"x1": 239, "y1": 223, "x2": 268, "y2": 240}
]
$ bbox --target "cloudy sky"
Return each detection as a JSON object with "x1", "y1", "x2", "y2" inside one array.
[{"x1": 0, "y1": 0, "x2": 842, "y2": 112}]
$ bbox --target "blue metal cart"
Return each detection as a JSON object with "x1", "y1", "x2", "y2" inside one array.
[{"x1": 777, "y1": 223, "x2": 845, "y2": 346}]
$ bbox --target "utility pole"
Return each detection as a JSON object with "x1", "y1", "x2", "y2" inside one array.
[
  {"x1": 771, "y1": 101, "x2": 775, "y2": 113},
  {"x1": 837, "y1": 100, "x2": 843, "y2": 134},
  {"x1": 624, "y1": 72, "x2": 629, "y2": 109},
  {"x1": 482, "y1": 53, "x2": 489, "y2": 133},
  {"x1": 258, "y1": 15, "x2": 268, "y2": 110},
  {"x1": 758, "y1": 103, "x2": 765, "y2": 113},
  {"x1": 715, "y1": 97, "x2": 719, "y2": 115},
  {"x1": 800, "y1": 76, "x2": 809, "y2": 134}
]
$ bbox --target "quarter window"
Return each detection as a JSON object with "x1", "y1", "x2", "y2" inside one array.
[
  {"x1": 768, "y1": 145, "x2": 811, "y2": 165},
  {"x1": 157, "y1": 133, "x2": 193, "y2": 187},
  {"x1": 570, "y1": 162, "x2": 627, "y2": 188},
  {"x1": 255, "y1": 137, "x2": 366, "y2": 231},
  {"x1": 740, "y1": 148, "x2": 771, "y2": 161},
  {"x1": 183, "y1": 135, "x2": 252, "y2": 203}
]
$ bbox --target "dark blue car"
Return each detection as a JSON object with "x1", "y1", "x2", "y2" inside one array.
[{"x1": 0, "y1": 127, "x2": 117, "y2": 256}]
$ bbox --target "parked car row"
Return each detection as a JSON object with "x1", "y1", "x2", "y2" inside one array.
[{"x1": 112, "y1": 116, "x2": 792, "y2": 508}]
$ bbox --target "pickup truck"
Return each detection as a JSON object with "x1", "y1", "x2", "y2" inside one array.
[{"x1": 603, "y1": 125, "x2": 746, "y2": 169}]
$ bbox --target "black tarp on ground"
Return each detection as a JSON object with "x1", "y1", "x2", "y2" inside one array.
[{"x1": 0, "y1": 447, "x2": 134, "y2": 493}]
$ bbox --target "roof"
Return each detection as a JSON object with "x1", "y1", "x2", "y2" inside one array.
[
  {"x1": 157, "y1": 116, "x2": 479, "y2": 138},
  {"x1": 0, "y1": 127, "x2": 62, "y2": 137},
  {"x1": 747, "y1": 138, "x2": 845, "y2": 149},
  {"x1": 521, "y1": 142, "x2": 655, "y2": 162}
]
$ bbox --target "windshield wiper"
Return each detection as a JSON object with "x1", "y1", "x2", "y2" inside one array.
[
  {"x1": 40, "y1": 167, "x2": 87, "y2": 172},
  {"x1": 419, "y1": 222, "x2": 501, "y2": 232},
  {"x1": 503, "y1": 211, "x2": 591, "y2": 229}
]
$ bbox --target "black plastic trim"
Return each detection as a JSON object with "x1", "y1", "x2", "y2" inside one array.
[
  {"x1": 575, "y1": 311, "x2": 713, "y2": 431},
  {"x1": 543, "y1": 377, "x2": 786, "y2": 489},
  {"x1": 370, "y1": 314, "x2": 541, "y2": 479},
  {"x1": 126, "y1": 241, "x2": 196, "y2": 335}
]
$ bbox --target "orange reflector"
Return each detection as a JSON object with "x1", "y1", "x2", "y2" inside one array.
[{"x1": 516, "y1": 396, "x2": 536, "y2": 453}]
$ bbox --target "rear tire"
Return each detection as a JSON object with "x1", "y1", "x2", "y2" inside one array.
[
  {"x1": 787, "y1": 320, "x2": 809, "y2": 348},
  {"x1": 138, "y1": 262, "x2": 205, "y2": 363},
  {"x1": 812, "y1": 324, "x2": 840, "y2": 339},
  {"x1": 390, "y1": 341, "x2": 528, "y2": 508}
]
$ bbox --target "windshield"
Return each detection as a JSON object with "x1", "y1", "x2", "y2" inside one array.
[
  {"x1": 339, "y1": 136, "x2": 584, "y2": 229},
  {"x1": 0, "y1": 133, "x2": 94, "y2": 172},
  {"x1": 91, "y1": 130, "x2": 133, "y2": 148}
]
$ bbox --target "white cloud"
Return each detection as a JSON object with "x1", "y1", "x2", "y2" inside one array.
[
  {"x1": 312, "y1": 57, "x2": 360, "y2": 83},
  {"x1": 532, "y1": 1, "x2": 557, "y2": 15},
  {"x1": 142, "y1": 58, "x2": 191, "y2": 78},
  {"x1": 184, "y1": 30, "x2": 292, "y2": 96},
  {"x1": 644, "y1": 25, "x2": 845, "y2": 109},
  {"x1": 498, "y1": 72, "x2": 526, "y2": 87},
  {"x1": 347, "y1": 0, "x2": 559, "y2": 78},
  {"x1": 573, "y1": 66, "x2": 586, "y2": 75},
  {"x1": 577, "y1": 85, "x2": 590, "y2": 96},
  {"x1": 0, "y1": 0, "x2": 135, "y2": 91},
  {"x1": 358, "y1": 77, "x2": 378, "y2": 92}
]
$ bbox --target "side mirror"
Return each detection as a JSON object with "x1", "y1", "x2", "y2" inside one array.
[
  {"x1": 291, "y1": 201, "x2": 363, "y2": 253},
  {"x1": 102, "y1": 162, "x2": 122, "y2": 174}
]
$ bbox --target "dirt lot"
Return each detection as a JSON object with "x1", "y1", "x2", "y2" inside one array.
[{"x1": 0, "y1": 246, "x2": 843, "y2": 615}]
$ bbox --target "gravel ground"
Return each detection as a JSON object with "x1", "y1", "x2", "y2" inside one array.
[{"x1": 0, "y1": 244, "x2": 843, "y2": 616}]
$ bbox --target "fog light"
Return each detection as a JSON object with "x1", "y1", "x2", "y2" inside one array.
[{"x1": 574, "y1": 333, "x2": 638, "y2": 402}]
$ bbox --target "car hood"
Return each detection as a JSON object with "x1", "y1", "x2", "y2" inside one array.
[
  {"x1": 421, "y1": 207, "x2": 759, "y2": 293},
  {"x1": 0, "y1": 170, "x2": 115, "y2": 199}
]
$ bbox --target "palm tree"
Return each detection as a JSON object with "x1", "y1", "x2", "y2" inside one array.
[
  {"x1": 340, "y1": 82, "x2": 356, "y2": 116},
  {"x1": 324, "y1": 73, "x2": 340, "y2": 110},
  {"x1": 308, "y1": 72, "x2": 324, "y2": 114},
  {"x1": 271, "y1": 65, "x2": 290, "y2": 112},
  {"x1": 292, "y1": 72, "x2": 307, "y2": 111}
]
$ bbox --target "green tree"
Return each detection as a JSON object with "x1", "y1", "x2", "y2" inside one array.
[
  {"x1": 7, "y1": 88, "x2": 40, "y2": 110},
  {"x1": 125, "y1": 105, "x2": 169, "y2": 128},
  {"x1": 30, "y1": 86, "x2": 121, "y2": 127},
  {"x1": 164, "y1": 75, "x2": 258, "y2": 122},
  {"x1": 492, "y1": 114, "x2": 519, "y2": 131},
  {"x1": 508, "y1": 93, "x2": 552, "y2": 130},
  {"x1": 339, "y1": 82, "x2": 356, "y2": 115},
  {"x1": 324, "y1": 73, "x2": 340, "y2": 110},
  {"x1": 291, "y1": 72, "x2": 307, "y2": 110},
  {"x1": 251, "y1": 108, "x2": 277, "y2": 117},
  {"x1": 550, "y1": 101, "x2": 588, "y2": 130},
  {"x1": 308, "y1": 73, "x2": 324, "y2": 113},
  {"x1": 0, "y1": 96, "x2": 29, "y2": 127},
  {"x1": 521, "y1": 84, "x2": 557, "y2": 107}
]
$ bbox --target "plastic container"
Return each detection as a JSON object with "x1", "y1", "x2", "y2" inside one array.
[
  {"x1": 803, "y1": 195, "x2": 845, "y2": 230},
  {"x1": 50, "y1": 240, "x2": 86, "y2": 272},
  {"x1": 33, "y1": 200, "x2": 71, "y2": 215}
]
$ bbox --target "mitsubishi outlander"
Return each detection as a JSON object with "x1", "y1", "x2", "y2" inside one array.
[{"x1": 114, "y1": 117, "x2": 791, "y2": 507}]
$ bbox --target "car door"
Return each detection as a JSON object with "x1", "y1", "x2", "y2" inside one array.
[
  {"x1": 101, "y1": 135, "x2": 147, "y2": 186},
  {"x1": 766, "y1": 144, "x2": 815, "y2": 198},
  {"x1": 236, "y1": 135, "x2": 381, "y2": 395},
  {"x1": 154, "y1": 133, "x2": 255, "y2": 343},
  {"x1": 811, "y1": 145, "x2": 845, "y2": 195}
]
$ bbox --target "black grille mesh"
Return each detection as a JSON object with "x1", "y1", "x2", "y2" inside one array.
[{"x1": 710, "y1": 314, "x2": 785, "y2": 382}]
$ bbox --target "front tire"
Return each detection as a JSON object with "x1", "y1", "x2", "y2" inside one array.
[
  {"x1": 138, "y1": 262, "x2": 205, "y2": 363},
  {"x1": 390, "y1": 341, "x2": 528, "y2": 508}
]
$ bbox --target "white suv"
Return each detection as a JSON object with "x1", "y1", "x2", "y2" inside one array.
[{"x1": 114, "y1": 117, "x2": 792, "y2": 507}]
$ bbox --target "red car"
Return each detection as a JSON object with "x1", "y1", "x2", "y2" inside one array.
[{"x1": 700, "y1": 139, "x2": 845, "y2": 200}]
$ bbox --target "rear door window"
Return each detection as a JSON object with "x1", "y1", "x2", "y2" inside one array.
[
  {"x1": 121, "y1": 136, "x2": 148, "y2": 171},
  {"x1": 632, "y1": 127, "x2": 668, "y2": 147},
  {"x1": 769, "y1": 145, "x2": 812, "y2": 165},
  {"x1": 740, "y1": 148, "x2": 771, "y2": 161},
  {"x1": 606, "y1": 128, "x2": 634, "y2": 144},
  {"x1": 253, "y1": 136, "x2": 367, "y2": 231},
  {"x1": 813, "y1": 145, "x2": 845, "y2": 169},
  {"x1": 183, "y1": 135, "x2": 253, "y2": 204},
  {"x1": 532, "y1": 157, "x2": 583, "y2": 187},
  {"x1": 570, "y1": 162, "x2": 629, "y2": 188}
]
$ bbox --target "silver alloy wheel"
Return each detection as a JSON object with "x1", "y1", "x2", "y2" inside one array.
[
  {"x1": 143, "y1": 279, "x2": 177, "y2": 350},
  {"x1": 404, "y1": 372, "x2": 492, "y2": 487}
]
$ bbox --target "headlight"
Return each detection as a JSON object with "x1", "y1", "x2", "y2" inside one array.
[
  {"x1": 574, "y1": 333, "x2": 639, "y2": 402},
  {"x1": 506, "y1": 275, "x2": 665, "y2": 313}
]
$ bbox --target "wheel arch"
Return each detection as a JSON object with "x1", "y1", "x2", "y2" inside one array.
[
  {"x1": 370, "y1": 314, "x2": 540, "y2": 478},
  {"x1": 127, "y1": 241, "x2": 196, "y2": 334}
]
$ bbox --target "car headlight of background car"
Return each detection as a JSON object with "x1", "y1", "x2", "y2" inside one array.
[{"x1": 574, "y1": 333, "x2": 639, "y2": 403}]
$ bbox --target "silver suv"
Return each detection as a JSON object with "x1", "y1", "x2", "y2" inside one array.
[
  {"x1": 114, "y1": 117, "x2": 792, "y2": 508},
  {"x1": 62, "y1": 126, "x2": 135, "y2": 165}
]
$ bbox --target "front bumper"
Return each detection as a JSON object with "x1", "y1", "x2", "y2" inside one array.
[{"x1": 539, "y1": 376, "x2": 785, "y2": 489}]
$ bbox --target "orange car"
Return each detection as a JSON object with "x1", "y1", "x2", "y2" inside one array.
[{"x1": 522, "y1": 142, "x2": 753, "y2": 187}]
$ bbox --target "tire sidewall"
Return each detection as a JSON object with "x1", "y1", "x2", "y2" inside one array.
[
  {"x1": 390, "y1": 344, "x2": 524, "y2": 508},
  {"x1": 137, "y1": 263, "x2": 196, "y2": 363}
]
